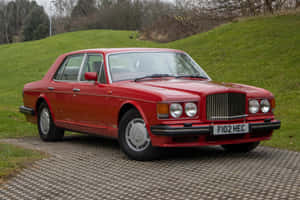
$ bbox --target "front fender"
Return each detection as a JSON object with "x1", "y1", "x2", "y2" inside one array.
[{"x1": 119, "y1": 100, "x2": 150, "y2": 126}]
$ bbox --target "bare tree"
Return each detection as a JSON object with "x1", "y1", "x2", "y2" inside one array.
[
  {"x1": 53, "y1": 0, "x2": 77, "y2": 16},
  {"x1": 185, "y1": 0, "x2": 297, "y2": 16},
  {"x1": 51, "y1": 0, "x2": 77, "y2": 34}
]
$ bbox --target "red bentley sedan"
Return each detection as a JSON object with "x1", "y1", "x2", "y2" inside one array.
[{"x1": 20, "y1": 48, "x2": 280, "y2": 160}]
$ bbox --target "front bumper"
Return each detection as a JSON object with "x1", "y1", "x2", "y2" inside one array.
[{"x1": 151, "y1": 120, "x2": 281, "y2": 136}]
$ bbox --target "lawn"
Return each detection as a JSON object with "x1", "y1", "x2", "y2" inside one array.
[
  {"x1": 0, "y1": 143, "x2": 44, "y2": 184},
  {"x1": 0, "y1": 13, "x2": 299, "y2": 152}
]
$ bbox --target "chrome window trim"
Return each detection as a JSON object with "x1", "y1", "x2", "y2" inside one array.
[
  {"x1": 52, "y1": 80, "x2": 79, "y2": 83},
  {"x1": 105, "y1": 51, "x2": 211, "y2": 84},
  {"x1": 77, "y1": 53, "x2": 88, "y2": 81}
]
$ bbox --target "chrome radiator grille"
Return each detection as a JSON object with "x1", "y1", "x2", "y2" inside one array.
[{"x1": 206, "y1": 93, "x2": 246, "y2": 121}]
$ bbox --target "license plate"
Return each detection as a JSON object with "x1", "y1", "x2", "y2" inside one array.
[{"x1": 213, "y1": 124, "x2": 249, "y2": 136}]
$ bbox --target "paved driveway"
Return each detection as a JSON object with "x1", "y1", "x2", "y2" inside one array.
[{"x1": 0, "y1": 136, "x2": 299, "y2": 200}]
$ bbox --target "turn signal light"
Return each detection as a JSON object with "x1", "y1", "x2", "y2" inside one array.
[
  {"x1": 271, "y1": 99, "x2": 276, "y2": 113},
  {"x1": 157, "y1": 103, "x2": 169, "y2": 119},
  {"x1": 271, "y1": 99, "x2": 276, "y2": 109}
]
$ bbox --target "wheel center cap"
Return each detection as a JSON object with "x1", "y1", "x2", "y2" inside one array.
[{"x1": 125, "y1": 118, "x2": 150, "y2": 152}]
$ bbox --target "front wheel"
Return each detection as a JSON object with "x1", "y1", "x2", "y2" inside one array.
[
  {"x1": 119, "y1": 109, "x2": 159, "y2": 161},
  {"x1": 37, "y1": 102, "x2": 64, "y2": 142},
  {"x1": 221, "y1": 142, "x2": 260, "y2": 153}
]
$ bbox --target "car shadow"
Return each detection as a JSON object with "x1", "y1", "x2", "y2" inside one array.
[
  {"x1": 61, "y1": 134, "x2": 270, "y2": 162},
  {"x1": 63, "y1": 134, "x2": 119, "y2": 149}
]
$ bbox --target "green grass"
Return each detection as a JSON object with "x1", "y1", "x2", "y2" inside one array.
[
  {"x1": 0, "y1": 143, "x2": 44, "y2": 183},
  {"x1": 0, "y1": 13, "x2": 299, "y2": 151}
]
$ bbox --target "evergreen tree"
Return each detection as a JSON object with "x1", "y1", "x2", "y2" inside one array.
[{"x1": 23, "y1": 5, "x2": 49, "y2": 41}]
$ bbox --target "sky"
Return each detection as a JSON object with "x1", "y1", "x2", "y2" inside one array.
[{"x1": 34, "y1": 0, "x2": 52, "y2": 15}]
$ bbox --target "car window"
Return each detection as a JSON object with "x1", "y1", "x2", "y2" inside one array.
[
  {"x1": 108, "y1": 52, "x2": 208, "y2": 82},
  {"x1": 80, "y1": 54, "x2": 103, "y2": 81},
  {"x1": 54, "y1": 54, "x2": 84, "y2": 81},
  {"x1": 54, "y1": 59, "x2": 68, "y2": 80}
]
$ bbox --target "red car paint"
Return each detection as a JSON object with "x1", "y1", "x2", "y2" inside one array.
[{"x1": 21, "y1": 48, "x2": 280, "y2": 147}]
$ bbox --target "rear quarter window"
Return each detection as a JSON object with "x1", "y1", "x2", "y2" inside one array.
[{"x1": 54, "y1": 54, "x2": 84, "y2": 81}]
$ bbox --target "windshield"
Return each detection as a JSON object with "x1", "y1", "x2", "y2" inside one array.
[{"x1": 107, "y1": 52, "x2": 209, "y2": 82}]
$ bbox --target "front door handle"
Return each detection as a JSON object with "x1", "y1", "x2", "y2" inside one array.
[
  {"x1": 73, "y1": 88, "x2": 80, "y2": 92},
  {"x1": 48, "y1": 87, "x2": 55, "y2": 91}
]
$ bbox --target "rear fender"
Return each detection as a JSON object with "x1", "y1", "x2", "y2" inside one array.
[{"x1": 37, "y1": 94, "x2": 56, "y2": 121}]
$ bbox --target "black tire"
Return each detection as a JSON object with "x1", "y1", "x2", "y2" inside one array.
[
  {"x1": 221, "y1": 142, "x2": 260, "y2": 153},
  {"x1": 119, "y1": 109, "x2": 159, "y2": 161},
  {"x1": 37, "y1": 102, "x2": 64, "y2": 142}
]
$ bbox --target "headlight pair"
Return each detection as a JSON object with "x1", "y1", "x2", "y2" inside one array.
[
  {"x1": 158, "y1": 102, "x2": 198, "y2": 119},
  {"x1": 249, "y1": 99, "x2": 271, "y2": 114},
  {"x1": 170, "y1": 103, "x2": 197, "y2": 118}
]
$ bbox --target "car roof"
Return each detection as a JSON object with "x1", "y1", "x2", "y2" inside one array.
[{"x1": 66, "y1": 48, "x2": 185, "y2": 55}]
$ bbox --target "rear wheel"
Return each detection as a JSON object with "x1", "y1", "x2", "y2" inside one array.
[
  {"x1": 38, "y1": 102, "x2": 64, "y2": 142},
  {"x1": 221, "y1": 142, "x2": 260, "y2": 153},
  {"x1": 119, "y1": 109, "x2": 159, "y2": 161}
]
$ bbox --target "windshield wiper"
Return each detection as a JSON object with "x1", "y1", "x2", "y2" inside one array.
[
  {"x1": 134, "y1": 74, "x2": 175, "y2": 82},
  {"x1": 176, "y1": 74, "x2": 208, "y2": 79}
]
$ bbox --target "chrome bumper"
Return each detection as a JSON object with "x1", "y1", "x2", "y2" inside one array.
[{"x1": 19, "y1": 106, "x2": 35, "y2": 116}]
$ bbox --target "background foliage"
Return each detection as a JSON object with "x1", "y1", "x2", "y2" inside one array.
[{"x1": 0, "y1": 0, "x2": 49, "y2": 44}]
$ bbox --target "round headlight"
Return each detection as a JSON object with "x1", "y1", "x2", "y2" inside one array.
[
  {"x1": 261, "y1": 99, "x2": 270, "y2": 113},
  {"x1": 249, "y1": 100, "x2": 260, "y2": 114},
  {"x1": 185, "y1": 103, "x2": 197, "y2": 117},
  {"x1": 170, "y1": 103, "x2": 183, "y2": 118}
]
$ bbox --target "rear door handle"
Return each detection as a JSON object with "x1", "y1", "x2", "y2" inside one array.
[
  {"x1": 73, "y1": 88, "x2": 80, "y2": 92},
  {"x1": 48, "y1": 87, "x2": 55, "y2": 91},
  {"x1": 107, "y1": 90, "x2": 113, "y2": 95}
]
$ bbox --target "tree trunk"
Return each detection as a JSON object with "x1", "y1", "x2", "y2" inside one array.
[{"x1": 265, "y1": 0, "x2": 274, "y2": 13}]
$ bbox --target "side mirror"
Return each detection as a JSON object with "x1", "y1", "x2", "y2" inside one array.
[{"x1": 85, "y1": 72, "x2": 98, "y2": 81}]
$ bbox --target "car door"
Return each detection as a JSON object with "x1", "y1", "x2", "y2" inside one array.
[
  {"x1": 47, "y1": 54, "x2": 85, "y2": 123},
  {"x1": 71, "y1": 53, "x2": 109, "y2": 132}
]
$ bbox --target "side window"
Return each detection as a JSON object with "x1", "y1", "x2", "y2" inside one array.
[
  {"x1": 54, "y1": 58, "x2": 68, "y2": 80},
  {"x1": 80, "y1": 54, "x2": 104, "y2": 81},
  {"x1": 54, "y1": 54, "x2": 84, "y2": 81}
]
